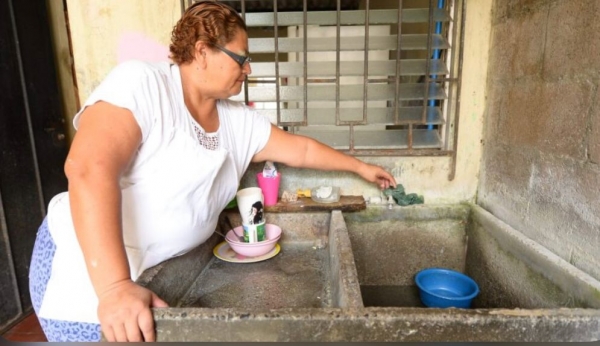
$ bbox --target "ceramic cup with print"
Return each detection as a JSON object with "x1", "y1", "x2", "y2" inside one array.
[
  {"x1": 242, "y1": 220, "x2": 267, "y2": 243},
  {"x1": 236, "y1": 187, "x2": 265, "y2": 227},
  {"x1": 256, "y1": 172, "x2": 281, "y2": 207}
]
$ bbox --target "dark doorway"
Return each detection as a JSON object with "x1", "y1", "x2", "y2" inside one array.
[{"x1": 0, "y1": 0, "x2": 69, "y2": 333}]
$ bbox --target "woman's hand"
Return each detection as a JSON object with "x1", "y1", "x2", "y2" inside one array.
[
  {"x1": 357, "y1": 163, "x2": 397, "y2": 190},
  {"x1": 97, "y1": 279, "x2": 169, "y2": 342}
]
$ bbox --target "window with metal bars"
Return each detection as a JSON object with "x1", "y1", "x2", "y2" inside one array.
[{"x1": 188, "y1": 0, "x2": 464, "y2": 159}]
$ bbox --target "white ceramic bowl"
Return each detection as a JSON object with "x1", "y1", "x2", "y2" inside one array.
[{"x1": 225, "y1": 224, "x2": 282, "y2": 257}]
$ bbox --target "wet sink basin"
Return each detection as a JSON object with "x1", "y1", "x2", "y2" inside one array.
[
  {"x1": 344, "y1": 205, "x2": 469, "y2": 308},
  {"x1": 135, "y1": 204, "x2": 600, "y2": 342},
  {"x1": 344, "y1": 204, "x2": 600, "y2": 310}
]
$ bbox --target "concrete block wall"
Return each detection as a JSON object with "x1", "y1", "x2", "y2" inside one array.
[{"x1": 478, "y1": 0, "x2": 600, "y2": 281}]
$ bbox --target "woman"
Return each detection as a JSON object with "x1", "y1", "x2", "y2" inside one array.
[{"x1": 29, "y1": 1, "x2": 396, "y2": 342}]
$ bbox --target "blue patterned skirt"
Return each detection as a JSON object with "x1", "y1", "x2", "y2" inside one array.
[{"x1": 29, "y1": 217, "x2": 102, "y2": 342}]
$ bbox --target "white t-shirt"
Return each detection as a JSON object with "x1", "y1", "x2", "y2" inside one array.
[{"x1": 38, "y1": 60, "x2": 272, "y2": 323}]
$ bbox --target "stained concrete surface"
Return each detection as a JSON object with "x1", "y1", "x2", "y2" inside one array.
[
  {"x1": 177, "y1": 245, "x2": 333, "y2": 309},
  {"x1": 134, "y1": 204, "x2": 600, "y2": 341}
]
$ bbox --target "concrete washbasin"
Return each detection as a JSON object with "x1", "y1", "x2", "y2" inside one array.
[
  {"x1": 137, "y1": 211, "x2": 363, "y2": 311},
  {"x1": 136, "y1": 204, "x2": 600, "y2": 342}
]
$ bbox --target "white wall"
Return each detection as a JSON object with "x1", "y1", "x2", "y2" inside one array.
[{"x1": 66, "y1": 0, "x2": 180, "y2": 114}]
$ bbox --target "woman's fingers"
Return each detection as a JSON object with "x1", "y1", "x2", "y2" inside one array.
[
  {"x1": 101, "y1": 310, "x2": 153, "y2": 342},
  {"x1": 97, "y1": 282, "x2": 166, "y2": 342},
  {"x1": 125, "y1": 316, "x2": 144, "y2": 342},
  {"x1": 111, "y1": 323, "x2": 129, "y2": 342},
  {"x1": 102, "y1": 325, "x2": 116, "y2": 342},
  {"x1": 102, "y1": 312, "x2": 149, "y2": 341},
  {"x1": 372, "y1": 167, "x2": 396, "y2": 190},
  {"x1": 152, "y1": 294, "x2": 169, "y2": 308},
  {"x1": 138, "y1": 308, "x2": 156, "y2": 342},
  {"x1": 380, "y1": 180, "x2": 389, "y2": 190}
]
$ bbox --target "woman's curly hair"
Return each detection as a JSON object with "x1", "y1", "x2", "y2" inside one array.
[{"x1": 169, "y1": 1, "x2": 247, "y2": 65}]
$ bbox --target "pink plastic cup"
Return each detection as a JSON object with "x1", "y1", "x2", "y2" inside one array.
[{"x1": 256, "y1": 172, "x2": 281, "y2": 206}]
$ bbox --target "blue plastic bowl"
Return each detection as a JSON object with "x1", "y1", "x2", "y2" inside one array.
[{"x1": 415, "y1": 268, "x2": 480, "y2": 308}]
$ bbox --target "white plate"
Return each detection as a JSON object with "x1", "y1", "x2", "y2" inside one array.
[{"x1": 213, "y1": 241, "x2": 280, "y2": 263}]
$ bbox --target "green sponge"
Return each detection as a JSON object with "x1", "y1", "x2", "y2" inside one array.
[{"x1": 383, "y1": 184, "x2": 424, "y2": 206}]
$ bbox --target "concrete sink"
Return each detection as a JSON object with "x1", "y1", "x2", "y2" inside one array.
[{"x1": 136, "y1": 204, "x2": 600, "y2": 342}]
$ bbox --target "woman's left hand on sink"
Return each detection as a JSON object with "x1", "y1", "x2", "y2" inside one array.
[{"x1": 97, "y1": 279, "x2": 169, "y2": 342}]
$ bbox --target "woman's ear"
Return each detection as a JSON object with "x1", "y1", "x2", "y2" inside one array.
[{"x1": 194, "y1": 41, "x2": 208, "y2": 68}]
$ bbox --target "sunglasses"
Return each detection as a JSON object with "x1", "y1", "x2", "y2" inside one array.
[{"x1": 213, "y1": 44, "x2": 252, "y2": 67}]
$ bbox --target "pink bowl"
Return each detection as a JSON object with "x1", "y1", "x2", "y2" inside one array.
[{"x1": 225, "y1": 224, "x2": 282, "y2": 257}]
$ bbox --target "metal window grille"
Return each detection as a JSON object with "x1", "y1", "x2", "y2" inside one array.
[{"x1": 187, "y1": 0, "x2": 465, "y2": 179}]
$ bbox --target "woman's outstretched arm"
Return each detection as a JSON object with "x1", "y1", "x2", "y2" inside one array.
[{"x1": 253, "y1": 125, "x2": 397, "y2": 189}]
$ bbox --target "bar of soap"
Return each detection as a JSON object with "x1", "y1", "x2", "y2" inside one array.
[{"x1": 297, "y1": 189, "x2": 311, "y2": 197}]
